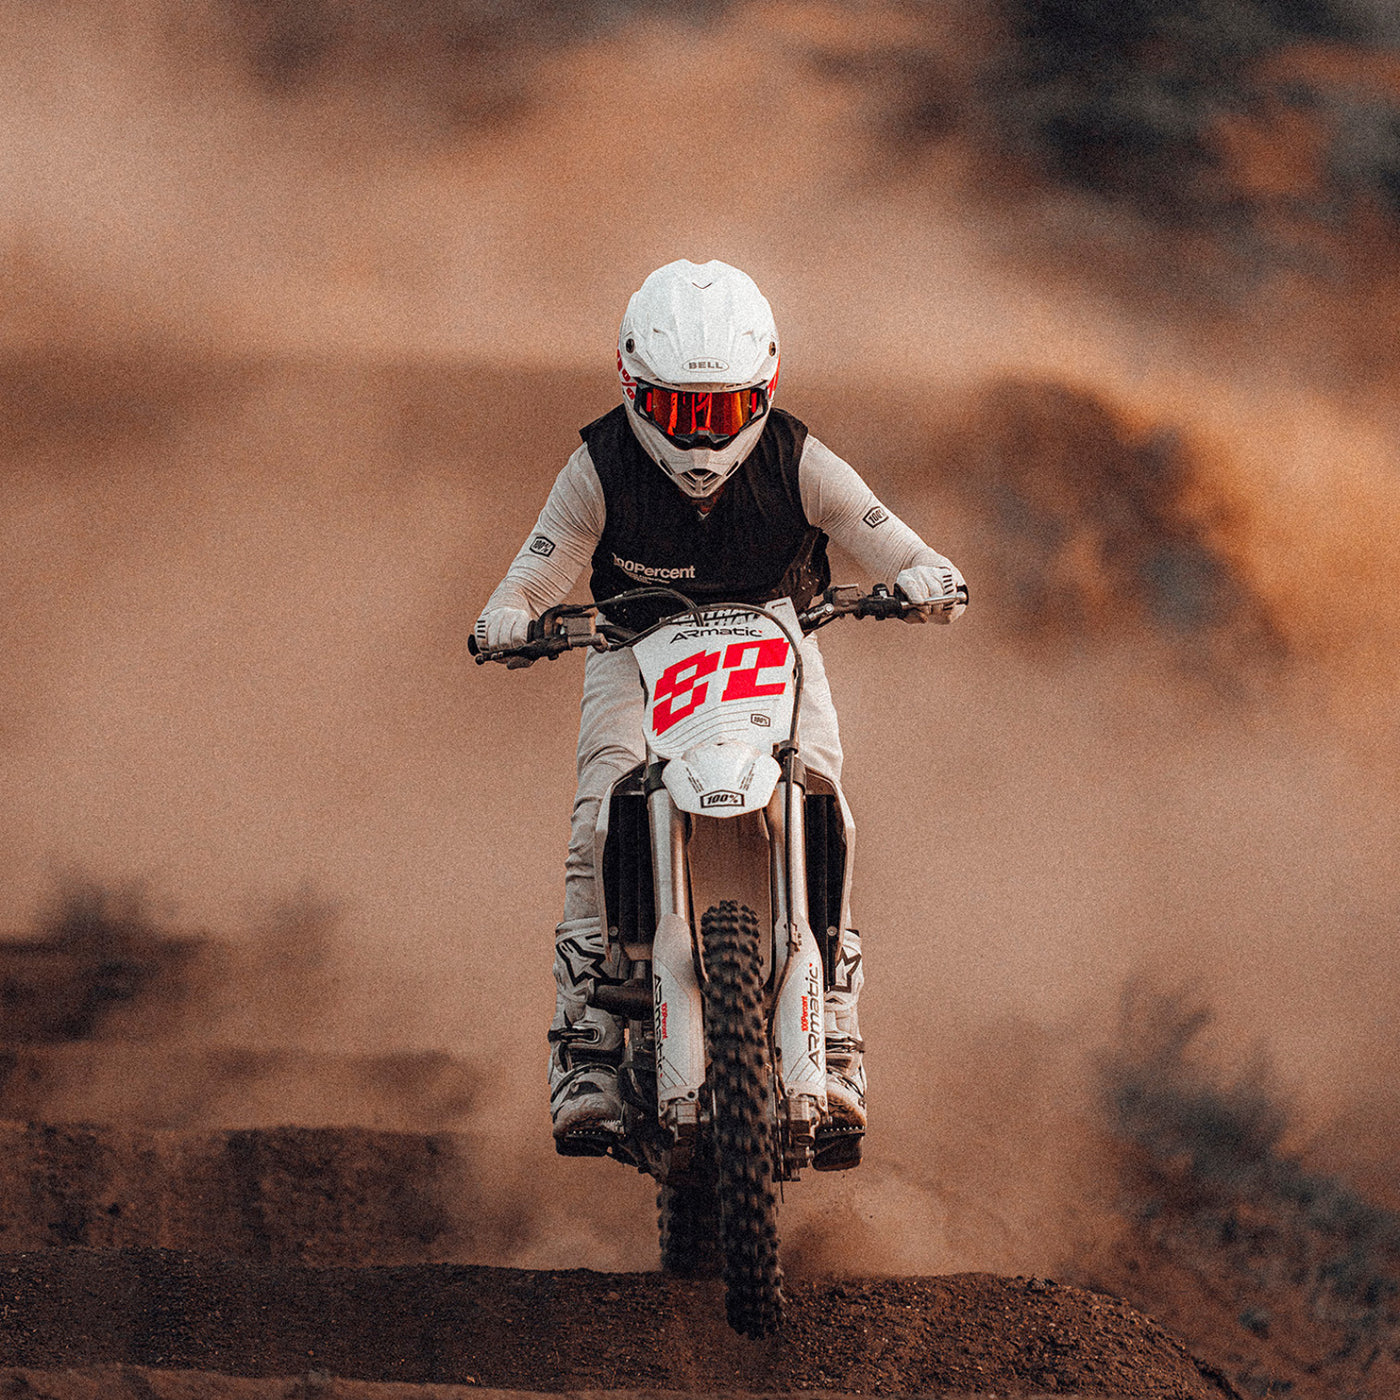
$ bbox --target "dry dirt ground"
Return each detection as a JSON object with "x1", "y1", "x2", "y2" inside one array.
[
  {"x1": 0, "y1": 1244, "x2": 1233, "y2": 1400},
  {"x1": 0, "y1": 1123, "x2": 1237, "y2": 1400}
]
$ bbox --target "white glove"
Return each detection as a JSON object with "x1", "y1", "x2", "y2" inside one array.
[
  {"x1": 474, "y1": 606, "x2": 531, "y2": 652},
  {"x1": 896, "y1": 562, "x2": 967, "y2": 624}
]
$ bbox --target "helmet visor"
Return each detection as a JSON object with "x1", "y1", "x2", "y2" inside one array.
[{"x1": 634, "y1": 383, "x2": 767, "y2": 448}]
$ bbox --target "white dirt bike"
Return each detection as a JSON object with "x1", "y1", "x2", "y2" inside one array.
[{"x1": 470, "y1": 581, "x2": 961, "y2": 1338}]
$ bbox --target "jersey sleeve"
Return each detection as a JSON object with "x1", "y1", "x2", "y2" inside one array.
[
  {"x1": 798, "y1": 435, "x2": 953, "y2": 579},
  {"x1": 482, "y1": 445, "x2": 605, "y2": 616}
]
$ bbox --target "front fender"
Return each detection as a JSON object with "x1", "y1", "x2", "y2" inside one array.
[{"x1": 661, "y1": 740, "x2": 780, "y2": 817}]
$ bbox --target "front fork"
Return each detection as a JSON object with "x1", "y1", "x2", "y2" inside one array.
[
  {"x1": 769, "y1": 756, "x2": 829, "y2": 1167},
  {"x1": 648, "y1": 774, "x2": 705, "y2": 1158},
  {"x1": 647, "y1": 760, "x2": 828, "y2": 1174}
]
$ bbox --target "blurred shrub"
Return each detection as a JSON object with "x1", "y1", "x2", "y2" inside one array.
[{"x1": 1103, "y1": 984, "x2": 1400, "y2": 1399}]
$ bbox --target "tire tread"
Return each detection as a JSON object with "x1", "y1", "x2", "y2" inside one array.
[{"x1": 702, "y1": 900, "x2": 783, "y2": 1338}]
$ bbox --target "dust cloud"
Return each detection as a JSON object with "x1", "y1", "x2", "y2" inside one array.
[{"x1": 2, "y1": 0, "x2": 1399, "y2": 1282}]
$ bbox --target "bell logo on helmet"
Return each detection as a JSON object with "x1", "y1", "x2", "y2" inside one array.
[{"x1": 685, "y1": 358, "x2": 729, "y2": 372}]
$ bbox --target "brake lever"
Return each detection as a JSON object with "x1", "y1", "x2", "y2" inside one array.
[{"x1": 857, "y1": 583, "x2": 907, "y2": 620}]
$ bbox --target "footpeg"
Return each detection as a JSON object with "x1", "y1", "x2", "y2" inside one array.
[
  {"x1": 555, "y1": 1128, "x2": 618, "y2": 1159},
  {"x1": 813, "y1": 1125, "x2": 864, "y2": 1172}
]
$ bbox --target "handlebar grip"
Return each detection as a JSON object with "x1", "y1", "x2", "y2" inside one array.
[{"x1": 470, "y1": 618, "x2": 556, "y2": 665}]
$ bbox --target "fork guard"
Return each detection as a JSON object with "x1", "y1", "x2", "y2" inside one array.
[
  {"x1": 767, "y1": 772, "x2": 828, "y2": 1114},
  {"x1": 652, "y1": 909, "x2": 706, "y2": 1126}
]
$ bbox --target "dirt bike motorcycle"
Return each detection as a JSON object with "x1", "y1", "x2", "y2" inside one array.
[{"x1": 470, "y1": 581, "x2": 963, "y2": 1338}]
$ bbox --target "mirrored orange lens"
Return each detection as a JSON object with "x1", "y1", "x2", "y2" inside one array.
[{"x1": 636, "y1": 386, "x2": 763, "y2": 441}]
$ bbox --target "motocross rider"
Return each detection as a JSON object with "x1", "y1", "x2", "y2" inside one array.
[{"x1": 474, "y1": 259, "x2": 966, "y2": 1160}]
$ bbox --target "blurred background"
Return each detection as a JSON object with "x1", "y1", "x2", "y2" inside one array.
[{"x1": 3, "y1": 2, "x2": 1400, "y2": 1387}]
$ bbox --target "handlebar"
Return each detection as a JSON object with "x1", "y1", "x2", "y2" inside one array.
[
  {"x1": 469, "y1": 582, "x2": 968, "y2": 666},
  {"x1": 795, "y1": 581, "x2": 967, "y2": 631},
  {"x1": 467, "y1": 604, "x2": 627, "y2": 667}
]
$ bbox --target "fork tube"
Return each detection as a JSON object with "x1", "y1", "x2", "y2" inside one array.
[
  {"x1": 771, "y1": 764, "x2": 809, "y2": 981},
  {"x1": 648, "y1": 780, "x2": 688, "y2": 923},
  {"x1": 647, "y1": 777, "x2": 704, "y2": 1141},
  {"x1": 784, "y1": 771, "x2": 808, "y2": 962},
  {"x1": 773, "y1": 765, "x2": 827, "y2": 1118},
  {"x1": 767, "y1": 783, "x2": 790, "y2": 962}
]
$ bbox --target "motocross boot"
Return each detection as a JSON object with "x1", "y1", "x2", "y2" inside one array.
[
  {"x1": 548, "y1": 916, "x2": 625, "y2": 1156},
  {"x1": 816, "y1": 926, "x2": 865, "y2": 1171}
]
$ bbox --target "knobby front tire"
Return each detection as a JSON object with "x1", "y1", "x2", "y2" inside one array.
[{"x1": 701, "y1": 899, "x2": 783, "y2": 1338}]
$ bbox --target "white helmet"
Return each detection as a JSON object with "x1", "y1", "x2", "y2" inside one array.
[{"x1": 617, "y1": 259, "x2": 780, "y2": 499}]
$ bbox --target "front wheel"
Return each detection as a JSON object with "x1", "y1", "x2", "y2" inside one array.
[{"x1": 702, "y1": 900, "x2": 783, "y2": 1338}]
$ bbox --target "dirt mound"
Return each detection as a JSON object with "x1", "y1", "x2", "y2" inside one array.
[
  {"x1": 0, "y1": 1124, "x2": 495, "y2": 1265},
  {"x1": 0, "y1": 1245, "x2": 1233, "y2": 1398},
  {"x1": 0, "y1": 1382, "x2": 1208, "y2": 1400},
  {"x1": 0, "y1": 1122, "x2": 1235, "y2": 1395}
]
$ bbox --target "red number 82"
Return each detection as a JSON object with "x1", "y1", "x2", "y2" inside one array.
[{"x1": 650, "y1": 638, "x2": 791, "y2": 736}]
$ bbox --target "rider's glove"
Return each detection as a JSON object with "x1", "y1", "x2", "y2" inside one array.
[
  {"x1": 896, "y1": 562, "x2": 967, "y2": 624},
  {"x1": 474, "y1": 606, "x2": 531, "y2": 652}
]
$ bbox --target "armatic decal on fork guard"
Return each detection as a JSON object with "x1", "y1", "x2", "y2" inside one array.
[
  {"x1": 774, "y1": 920, "x2": 828, "y2": 1099},
  {"x1": 773, "y1": 773, "x2": 828, "y2": 1105},
  {"x1": 652, "y1": 912, "x2": 705, "y2": 1107}
]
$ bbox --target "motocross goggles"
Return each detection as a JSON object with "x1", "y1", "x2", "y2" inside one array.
[{"x1": 633, "y1": 382, "x2": 768, "y2": 448}]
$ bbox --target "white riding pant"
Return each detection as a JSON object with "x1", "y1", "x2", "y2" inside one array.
[{"x1": 563, "y1": 636, "x2": 845, "y2": 924}]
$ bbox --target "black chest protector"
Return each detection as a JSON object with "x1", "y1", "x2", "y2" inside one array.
[{"x1": 582, "y1": 405, "x2": 830, "y2": 630}]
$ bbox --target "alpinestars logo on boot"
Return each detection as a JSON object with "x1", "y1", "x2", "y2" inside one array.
[
  {"x1": 832, "y1": 937, "x2": 863, "y2": 992},
  {"x1": 556, "y1": 933, "x2": 607, "y2": 987},
  {"x1": 530, "y1": 535, "x2": 556, "y2": 557}
]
